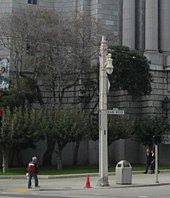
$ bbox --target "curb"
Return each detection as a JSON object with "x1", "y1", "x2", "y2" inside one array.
[
  {"x1": 0, "y1": 170, "x2": 169, "y2": 179},
  {"x1": 19, "y1": 182, "x2": 170, "y2": 191},
  {"x1": 112, "y1": 182, "x2": 170, "y2": 188}
]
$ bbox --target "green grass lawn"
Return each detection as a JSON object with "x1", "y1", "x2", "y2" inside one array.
[{"x1": 0, "y1": 164, "x2": 170, "y2": 175}]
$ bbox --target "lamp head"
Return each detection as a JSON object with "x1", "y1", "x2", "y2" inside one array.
[{"x1": 106, "y1": 53, "x2": 113, "y2": 74}]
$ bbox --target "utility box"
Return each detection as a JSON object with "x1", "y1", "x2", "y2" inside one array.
[{"x1": 115, "y1": 160, "x2": 132, "y2": 184}]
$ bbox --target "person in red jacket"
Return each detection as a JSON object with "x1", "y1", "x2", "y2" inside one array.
[{"x1": 27, "y1": 156, "x2": 39, "y2": 188}]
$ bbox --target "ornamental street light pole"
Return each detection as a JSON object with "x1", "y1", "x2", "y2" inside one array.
[{"x1": 98, "y1": 36, "x2": 113, "y2": 186}]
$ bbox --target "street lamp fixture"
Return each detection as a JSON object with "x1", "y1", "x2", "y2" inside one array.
[
  {"x1": 106, "y1": 53, "x2": 113, "y2": 74},
  {"x1": 98, "y1": 36, "x2": 113, "y2": 186}
]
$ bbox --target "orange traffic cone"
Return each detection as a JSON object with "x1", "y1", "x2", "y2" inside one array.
[{"x1": 84, "y1": 175, "x2": 92, "y2": 188}]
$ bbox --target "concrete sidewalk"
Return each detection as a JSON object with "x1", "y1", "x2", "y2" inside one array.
[
  {"x1": 0, "y1": 171, "x2": 170, "y2": 191},
  {"x1": 113, "y1": 172, "x2": 170, "y2": 188},
  {"x1": 37, "y1": 172, "x2": 170, "y2": 192}
]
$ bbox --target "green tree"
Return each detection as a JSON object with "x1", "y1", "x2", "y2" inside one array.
[
  {"x1": 0, "y1": 107, "x2": 44, "y2": 171},
  {"x1": 77, "y1": 77, "x2": 98, "y2": 110},
  {"x1": 42, "y1": 107, "x2": 91, "y2": 168},
  {"x1": 0, "y1": 76, "x2": 41, "y2": 110},
  {"x1": 109, "y1": 46, "x2": 153, "y2": 99},
  {"x1": 108, "y1": 116, "x2": 133, "y2": 145},
  {"x1": 70, "y1": 109, "x2": 91, "y2": 165},
  {"x1": 90, "y1": 115, "x2": 133, "y2": 145},
  {"x1": 132, "y1": 115, "x2": 170, "y2": 148},
  {"x1": 0, "y1": 8, "x2": 109, "y2": 109}
]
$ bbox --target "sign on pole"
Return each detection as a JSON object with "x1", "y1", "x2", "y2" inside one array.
[{"x1": 107, "y1": 108, "x2": 125, "y2": 115}]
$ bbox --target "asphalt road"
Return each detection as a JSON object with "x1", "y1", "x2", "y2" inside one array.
[{"x1": 0, "y1": 185, "x2": 170, "y2": 198}]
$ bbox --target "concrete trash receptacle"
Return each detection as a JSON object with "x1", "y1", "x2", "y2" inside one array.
[{"x1": 115, "y1": 160, "x2": 132, "y2": 184}]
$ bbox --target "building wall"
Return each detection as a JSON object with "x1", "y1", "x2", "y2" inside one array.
[
  {"x1": 0, "y1": 0, "x2": 11, "y2": 58},
  {"x1": 20, "y1": 139, "x2": 143, "y2": 166}
]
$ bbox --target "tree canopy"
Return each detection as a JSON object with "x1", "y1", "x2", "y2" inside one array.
[
  {"x1": 132, "y1": 115, "x2": 170, "y2": 148},
  {"x1": 109, "y1": 46, "x2": 153, "y2": 99},
  {"x1": 42, "y1": 107, "x2": 91, "y2": 168},
  {"x1": 0, "y1": 107, "x2": 44, "y2": 169},
  {"x1": 0, "y1": 8, "x2": 105, "y2": 108}
]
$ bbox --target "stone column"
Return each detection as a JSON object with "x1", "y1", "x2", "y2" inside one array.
[
  {"x1": 159, "y1": 0, "x2": 170, "y2": 52},
  {"x1": 145, "y1": 0, "x2": 158, "y2": 51},
  {"x1": 136, "y1": 0, "x2": 145, "y2": 50},
  {"x1": 122, "y1": 0, "x2": 136, "y2": 49}
]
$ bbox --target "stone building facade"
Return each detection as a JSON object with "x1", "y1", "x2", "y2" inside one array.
[{"x1": 1, "y1": 0, "x2": 170, "y2": 165}]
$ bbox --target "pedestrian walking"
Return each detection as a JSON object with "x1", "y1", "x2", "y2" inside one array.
[
  {"x1": 27, "y1": 156, "x2": 39, "y2": 188},
  {"x1": 150, "y1": 150, "x2": 155, "y2": 174},
  {"x1": 144, "y1": 148, "x2": 151, "y2": 174}
]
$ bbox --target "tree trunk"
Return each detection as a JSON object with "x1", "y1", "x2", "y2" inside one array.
[
  {"x1": 9, "y1": 149, "x2": 15, "y2": 166},
  {"x1": 2, "y1": 149, "x2": 8, "y2": 173},
  {"x1": 42, "y1": 137, "x2": 56, "y2": 166},
  {"x1": 56, "y1": 145, "x2": 63, "y2": 170},
  {"x1": 73, "y1": 141, "x2": 81, "y2": 165},
  {"x1": 16, "y1": 149, "x2": 24, "y2": 166},
  {"x1": 9, "y1": 149, "x2": 23, "y2": 167}
]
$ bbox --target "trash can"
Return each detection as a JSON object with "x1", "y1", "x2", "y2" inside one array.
[{"x1": 115, "y1": 160, "x2": 132, "y2": 184}]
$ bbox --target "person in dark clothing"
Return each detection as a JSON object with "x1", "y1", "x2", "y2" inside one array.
[
  {"x1": 150, "y1": 150, "x2": 155, "y2": 174},
  {"x1": 144, "y1": 148, "x2": 151, "y2": 174},
  {"x1": 27, "y1": 156, "x2": 39, "y2": 188}
]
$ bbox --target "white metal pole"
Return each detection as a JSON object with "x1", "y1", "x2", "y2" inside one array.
[
  {"x1": 2, "y1": 150, "x2": 6, "y2": 173},
  {"x1": 155, "y1": 144, "x2": 159, "y2": 183},
  {"x1": 98, "y1": 36, "x2": 109, "y2": 186}
]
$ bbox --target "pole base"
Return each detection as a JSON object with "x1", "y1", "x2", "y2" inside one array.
[{"x1": 97, "y1": 176, "x2": 109, "y2": 187}]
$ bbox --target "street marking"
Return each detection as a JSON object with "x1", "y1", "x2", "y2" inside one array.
[
  {"x1": 138, "y1": 196, "x2": 148, "y2": 198},
  {"x1": 6, "y1": 188, "x2": 31, "y2": 192}
]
